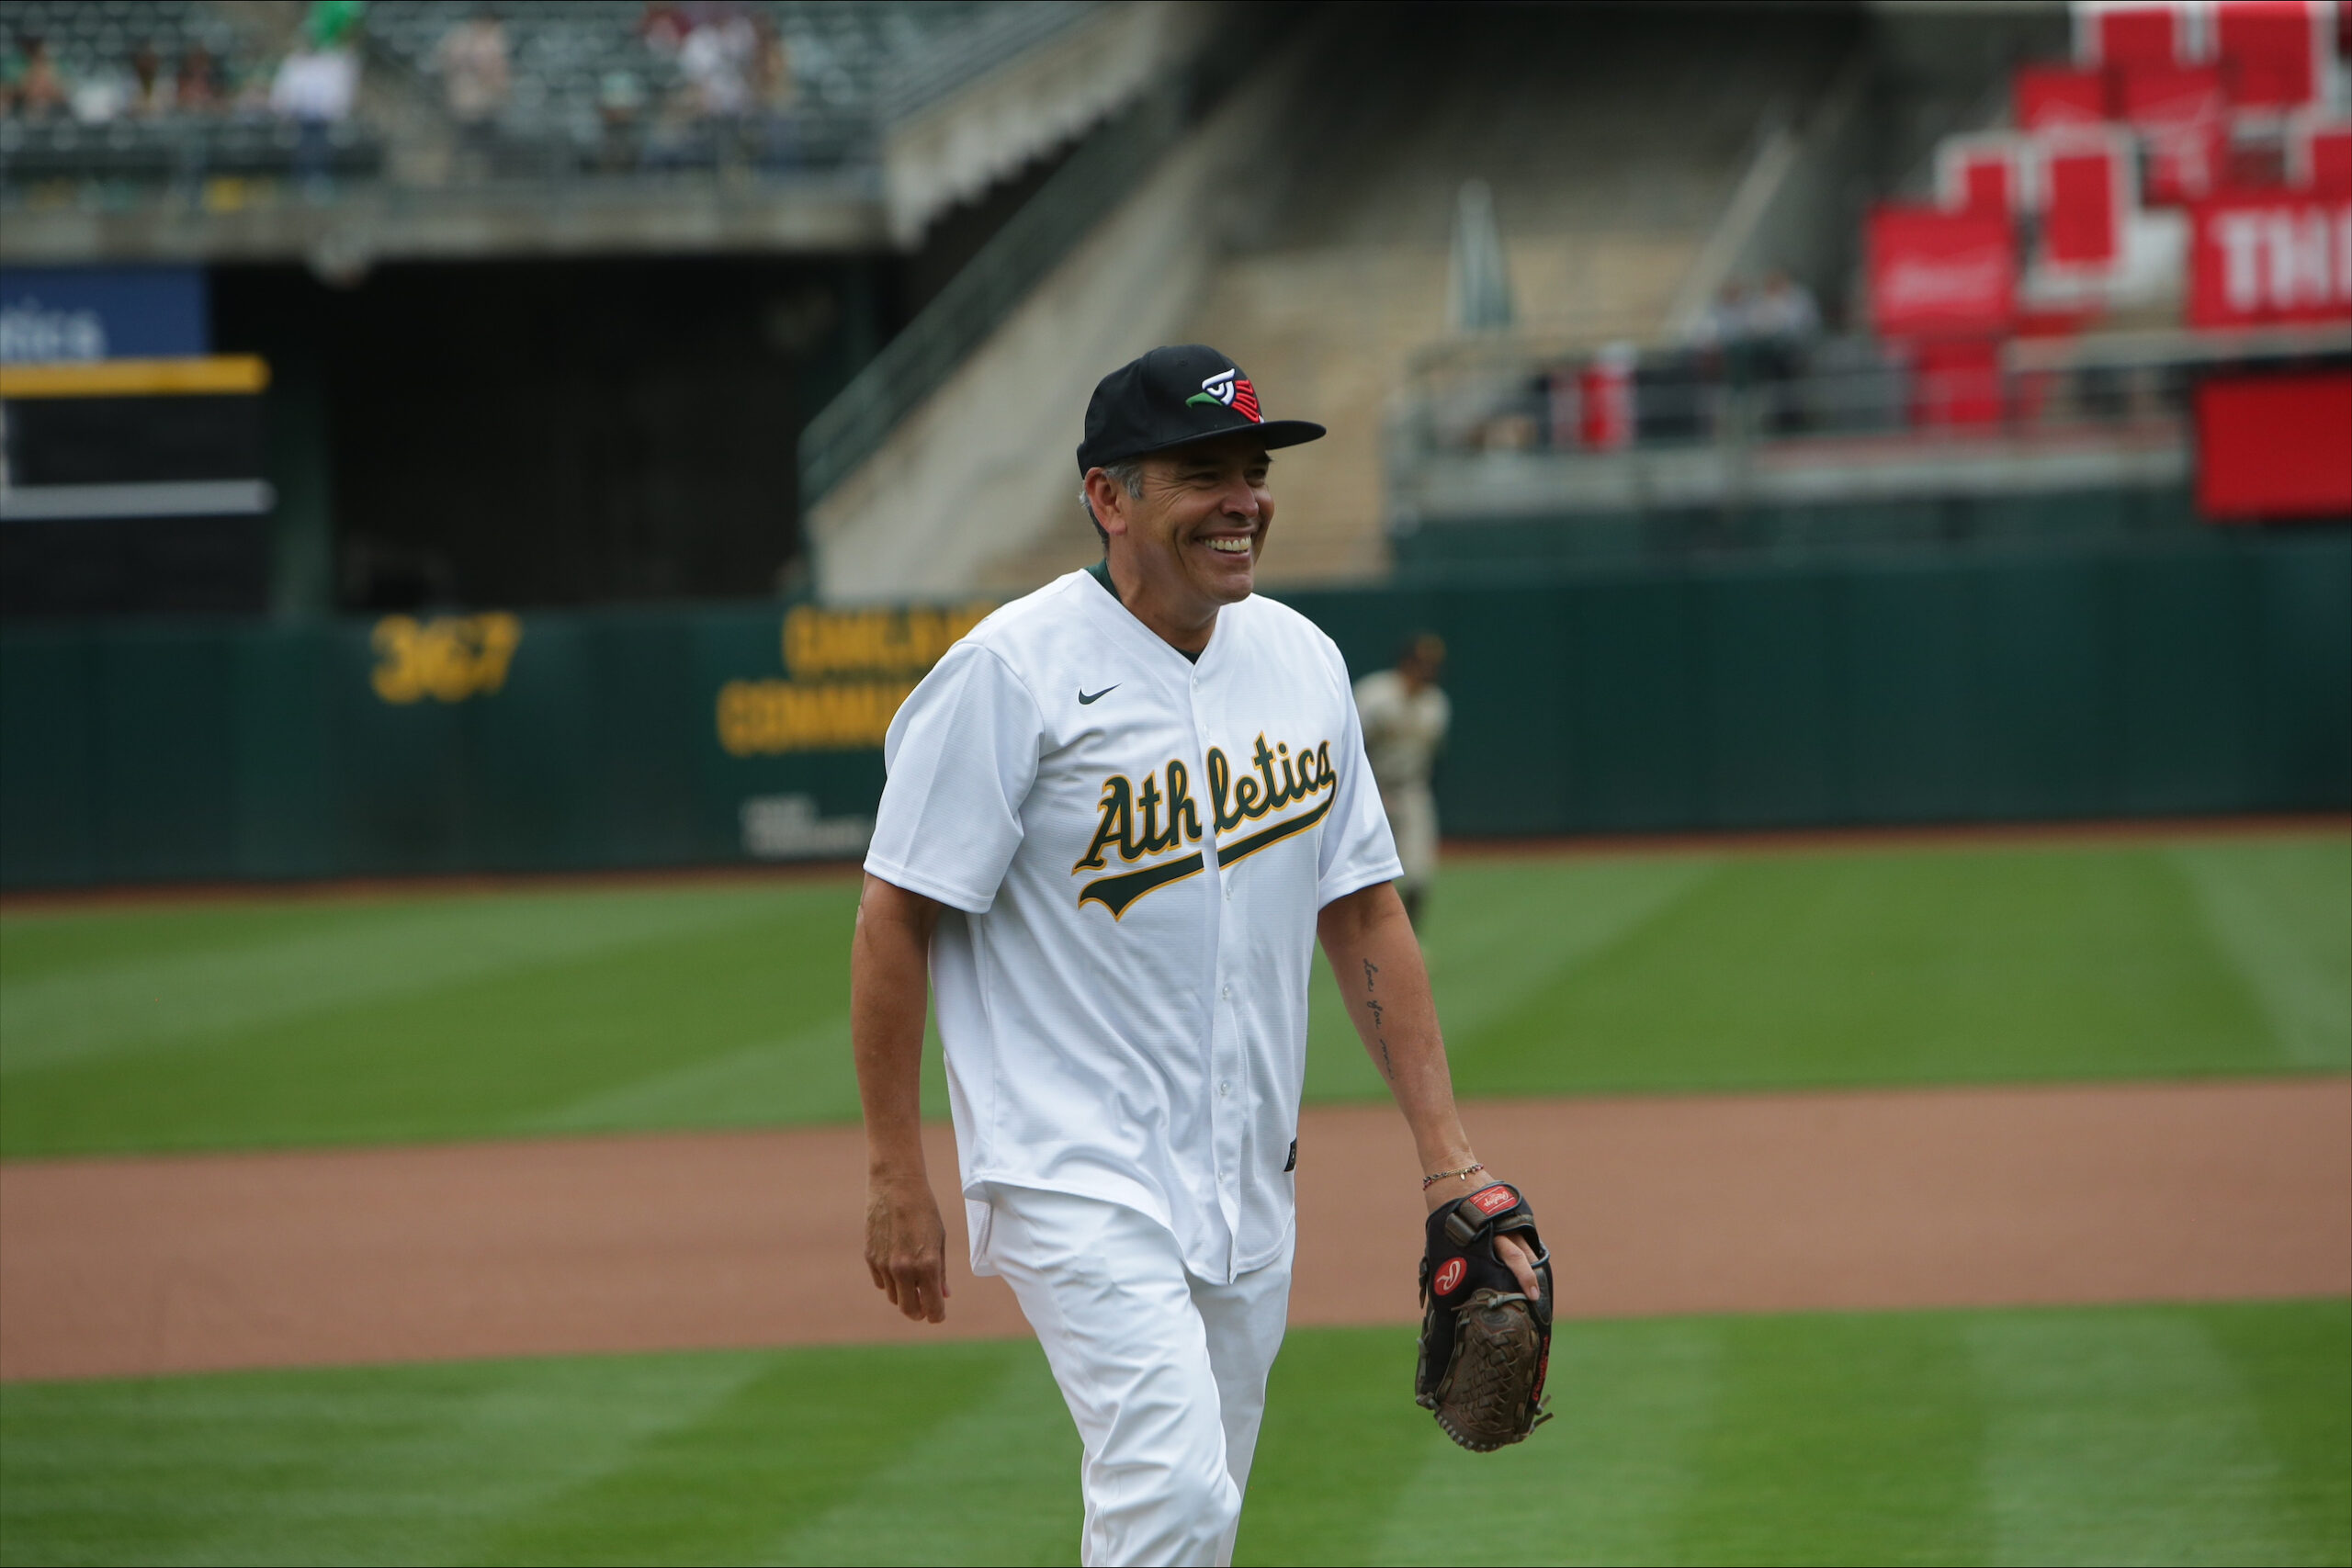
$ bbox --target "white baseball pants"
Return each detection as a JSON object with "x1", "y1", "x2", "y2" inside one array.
[{"x1": 977, "y1": 1184, "x2": 1295, "y2": 1568}]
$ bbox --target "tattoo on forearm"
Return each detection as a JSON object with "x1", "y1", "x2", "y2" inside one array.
[{"x1": 1363, "y1": 958, "x2": 1393, "y2": 1079}]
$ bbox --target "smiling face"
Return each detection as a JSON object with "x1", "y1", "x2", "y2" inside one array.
[{"x1": 1087, "y1": 434, "x2": 1274, "y2": 649}]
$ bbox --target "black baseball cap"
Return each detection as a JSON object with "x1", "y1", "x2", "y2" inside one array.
[{"x1": 1076, "y1": 344, "x2": 1326, "y2": 475}]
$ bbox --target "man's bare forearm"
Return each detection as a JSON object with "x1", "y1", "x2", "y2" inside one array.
[
  {"x1": 852, "y1": 874, "x2": 953, "y2": 1323},
  {"x1": 852, "y1": 874, "x2": 939, "y2": 1179},
  {"x1": 1316, "y1": 882, "x2": 1476, "y2": 1192}
]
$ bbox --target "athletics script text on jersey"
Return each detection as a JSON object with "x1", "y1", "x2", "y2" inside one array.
[{"x1": 1073, "y1": 735, "x2": 1338, "y2": 918}]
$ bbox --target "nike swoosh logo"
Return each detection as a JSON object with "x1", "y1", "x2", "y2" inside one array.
[{"x1": 1078, "y1": 685, "x2": 1119, "y2": 705}]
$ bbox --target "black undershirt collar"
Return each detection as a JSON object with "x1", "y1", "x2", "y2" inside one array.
[{"x1": 1088, "y1": 558, "x2": 1201, "y2": 663}]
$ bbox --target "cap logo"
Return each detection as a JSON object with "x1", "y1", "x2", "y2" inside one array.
[{"x1": 1185, "y1": 368, "x2": 1262, "y2": 423}]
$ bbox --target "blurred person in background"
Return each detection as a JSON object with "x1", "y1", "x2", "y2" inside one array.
[
  {"x1": 273, "y1": 5, "x2": 361, "y2": 196},
  {"x1": 175, "y1": 43, "x2": 224, "y2": 113},
  {"x1": 597, "y1": 67, "x2": 646, "y2": 172},
  {"x1": 1355, "y1": 634, "x2": 1452, "y2": 930},
  {"x1": 681, "y1": 6, "x2": 757, "y2": 169},
  {"x1": 1747, "y1": 268, "x2": 1821, "y2": 430},
  {"x1": 130, "y1": 40, "x2": 171, "y2": 117},
  {"x1": 435, "y1": 8, "x2": 510, "y2": 176},
  {"x1": 681, "y1": 7, "x2": 755, "y2": 118},
  {"x1": 639, "y1": 1, "x2": 690, "y2": 60},
  {"x1": 752, "y1": 12, "x2": 797, "y2": 170},
  {"x1": 1749, "y1": 269, "x2": 1821, "y2": 346},
  {"x1": 5, "y1": 35, "x2": 70, "y2": 118}
]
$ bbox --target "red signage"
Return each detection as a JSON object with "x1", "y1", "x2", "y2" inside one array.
[
  {"x1": 2196, "y1": 370, "x2": 2352, "y2": 519},
  {"x1": 2188, "y1": 196, "x2": 2352, "y2": 325},
  {"x1": 2015, "y1": 64, "x2": 2109, "y2": 130},
  {"x1": 1867, "y1": 207, "x2": 2017, "y2": 335}
]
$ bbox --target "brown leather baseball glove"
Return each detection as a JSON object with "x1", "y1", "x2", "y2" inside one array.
[{"x1": 1414, "y1": 1181, "x2": 1555, "y2": 1451}]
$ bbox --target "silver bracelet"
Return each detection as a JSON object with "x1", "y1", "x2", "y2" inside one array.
[{"x1": 1420, "y1": 1161, "x2": 1486, "y2": 1191}]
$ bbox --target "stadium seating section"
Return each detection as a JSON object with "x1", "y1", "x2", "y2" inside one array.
[
  {"x1": 0, "y1": 0, "x2": 1082, "y2": 188},
  {"x1": 0, "y1": 0, "x2": 381, "y2": 186}
]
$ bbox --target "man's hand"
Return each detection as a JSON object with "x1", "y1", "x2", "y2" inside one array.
[
  {"x1": 865, "y1": 1172, "x2": 951, "y2": 1323},
  {"x1": 1425, "y1": 1171, "x2": 1545, "y2": 1304}
]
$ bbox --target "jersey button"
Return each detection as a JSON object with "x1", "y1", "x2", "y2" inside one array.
[
  {"x1": 1220, "y1": 985, "x2": 1230, "y2": 998},
  {"x1": 1217, "y1": 1080, "x2": 1230, "y2": 1096}
]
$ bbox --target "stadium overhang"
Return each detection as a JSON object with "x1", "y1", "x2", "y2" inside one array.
[{"x1": 0, "y1": 185, "x2": 893, "y2": 273}]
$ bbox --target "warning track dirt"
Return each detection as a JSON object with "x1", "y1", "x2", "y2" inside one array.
[{"x1": 2, "y1": 1077, "x2": 2345, "y2": 1382}]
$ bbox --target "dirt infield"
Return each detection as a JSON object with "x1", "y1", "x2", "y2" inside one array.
[{"x1": 3, "y1": 1078, "x2": 2345, "y2": 1382}]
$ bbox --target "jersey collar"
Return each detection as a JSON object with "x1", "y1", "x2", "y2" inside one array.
[{"x1": 1073, "y1": 565, "x2": 1229, "y2": 677}]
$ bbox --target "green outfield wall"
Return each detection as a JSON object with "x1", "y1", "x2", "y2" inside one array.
[{"x1": 2, "y1": 530, "x2": 2346, "y2": 889}]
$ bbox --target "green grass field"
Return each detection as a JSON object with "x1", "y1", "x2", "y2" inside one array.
[
  {"x1": 3, "y1": 1301, "x2": 2344, "y2": 1567},
  {"x1": 1, "y1": 833, "x2": 2345, "y2": 1158},
  {"x1": 3, "y1": 830, "x2": 2346, "y2": 1565}
]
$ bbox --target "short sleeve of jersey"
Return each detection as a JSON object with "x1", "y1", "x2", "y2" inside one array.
[
  {"x1": 1317, "y1": 639, "x2": 1404, "y2": 907},
  {"x1": 865, "y1": 641, "x2": 1042, "y2": 914}
]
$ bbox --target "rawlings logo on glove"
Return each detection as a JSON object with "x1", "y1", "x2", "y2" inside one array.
[{"x1": 1415, "y1": 1182, "x2": 1555, "y2": 1452}]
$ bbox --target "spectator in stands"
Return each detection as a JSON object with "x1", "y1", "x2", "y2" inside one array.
[
  {"x1": 6, "y1": 35, "x2": 71, "y2": 119},
  {"x1": 1695, "y1": 280, "x2": 1750, "y2": 353},
  {"x1": 271, "y1": 30, "x2": 359, "y2": 195},
  {"x1": 598, "y1": 69, "x2": 647, "y2": 173},
  {"x1": 70, "y1": 64, "x2": 130, "y2": 126},
  {"x1": 1748, "y1": 271, "x2": 1820, "y2": 348},
  {"x1": 752, "y1": 15, "x2": 797, "y2": 170},
  {"x1": 175, "y1": 43, "x2": 225, "y2": 114},
  {"x1": 435, "y1": 9, "x2": 510, "y2": 176},
  {"x1": 639, "y1": 2, "x2": 691, "y2": 60},
  {"x1": 130, "y1": 41, "x2": 170, "y2": 118},
  {"x1": 0, "y1": 36, "x2": 25, "y2": 116},
  {"x1": 1747, "y1": 270, "x2": 1820, "y2": 430},
  {"x1": 682, "y1": 9, "x2": 757, "y2": 120}
]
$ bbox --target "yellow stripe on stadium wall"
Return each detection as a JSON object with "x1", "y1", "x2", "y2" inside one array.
[{"x1": 0, "y1": 355, "x2": 270, "y2": 398}]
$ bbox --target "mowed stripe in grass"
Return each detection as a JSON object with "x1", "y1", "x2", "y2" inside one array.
[
  {"x1": 2, "y1": 834, "x2": 2346, "y2": 1158},
  {"x1": 1, "y1": 1301, "x2": 2343, "y2": 1566}
]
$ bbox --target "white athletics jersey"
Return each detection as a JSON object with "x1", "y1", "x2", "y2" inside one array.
[{"x1": 865, "y1": 570, "x2": 1401, "y2": 1283}]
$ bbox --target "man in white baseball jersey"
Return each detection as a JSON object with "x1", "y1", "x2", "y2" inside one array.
[
  {"x1": 1352, "y1": 634, "x2": 1451, "y2": 929},
  {"x1": 852, "y1": 344, "x2": 1543, "y2": 1567}
]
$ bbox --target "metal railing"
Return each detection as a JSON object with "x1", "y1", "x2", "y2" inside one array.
[
  {"x1": 1398, "y1": 328, "x2": 2352, "y2": 459},
  {"x1": 796, "y1": 87, "x2": 1182, "y2": 510},
  {"x1": 1386, "y1": 325, "x2": 2352, "y2": 527},
  {"x1": 879, "y1": 1, "x2": 1098, "y2": 125}
]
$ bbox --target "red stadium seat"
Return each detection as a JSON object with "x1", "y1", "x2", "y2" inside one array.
[
  {"x1": 2075, "y1": 1, "x2": 2199, "y2": 69},
  {"x1": 1939, "y1": 135, "x2": 2031, "y2": 214},
  {"x1": 2036, "y1": 131, "x2": 2137, "y2": 271},
  {"x1": 2213, "y1": 0, "x2": 2335, "y2": 111},
  {"x1": 2287, "y1": 114, "x2": 2352, "y2": 190}
]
